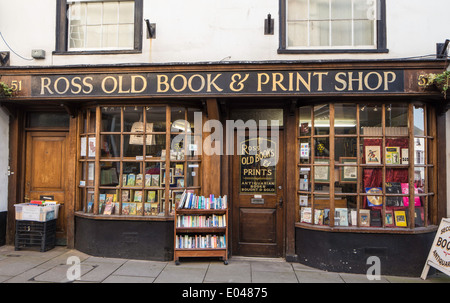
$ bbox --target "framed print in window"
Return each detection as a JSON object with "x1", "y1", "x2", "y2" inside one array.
[
  {"x1": 339, "y1": 157, "x2": 357, "y2": 183},
  {"x1": 314, "y1": 159, "x2": 329, "y2": 183}
]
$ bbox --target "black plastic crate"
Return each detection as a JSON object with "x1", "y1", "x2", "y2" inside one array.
[{"x1": 15, "y1": 219, "x2": 56, "y2": 252}]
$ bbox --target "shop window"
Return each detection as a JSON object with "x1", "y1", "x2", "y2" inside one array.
[
  {"x1": 280, "y1": 0, "x2": 387, "y2": 53},
  {"x1": 78, "y1": 105, "x2": 203, "y2": 217},
  {"x1": 297, "y1": 103, "x2": 435, "y2": 229},
  {"x1": 55, "y1": 0, "x2": 142, "y2": 53}
]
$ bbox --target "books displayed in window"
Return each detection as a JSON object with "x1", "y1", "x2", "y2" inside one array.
[
  {"x1": 385, "y1": 182, "x2": 404, "y2": 207},
  {"x1": 359, "y1": 209, "x2": 371, "y2": 227},
  {"x1": 147, "y1": 190, "x2": 156, "y2": 203},
  {"x1": 401, "y1": 183, "x2": 421, "y2": 206},
  {"x1": 385, "y1": 209, "x2": 395, "y2": 227},
  {"x1": 370, "y1": 209, "x2": 382, "y2": 227},
  {"x1": 133, "y1": 190, "x2": 143, "y2": 202},
  {"x1": 401, "y1": 148, "x2": 409, "y2": 164},
  {"x1": 394, "y1": 210, "x2": 408, "y2": 227},
  {"x1": 299, "y1": 195, "x2": 308, "y2": 207},
  {"x1": 334, "y1": 208, "x2": 348, "y2": 226},
  {"x1": 300, "y1": 207, "x2": 312, "y2": 223},
  {"x1": 365, "y1": 187, "x2": 382, "y2": 207},
  {"x1": 365, "y1": 146, "x2": 381, "y2": 164},
  {"x1": 385, "y1": 147, "x2": 400, "y2": 164},
  {"x1": 299, "y1": 170, "x2": 309, "y2": 191},
  {"x1": 300, "y1": 143, "x2": 309, "y2": 159},
  {"x1": 174, "y1": 164, "x2": 184, "y2": 176},
  {"x1": 135, "y1": 174, "x2": 143, "y2": 186},
  {"x1": 126, "y1": 174, "x2": 136, "y2": 186}
]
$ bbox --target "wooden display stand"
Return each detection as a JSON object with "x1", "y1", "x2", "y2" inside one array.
[{"x1": 174, "y1": 197, "x2": 228, "y2": 265}]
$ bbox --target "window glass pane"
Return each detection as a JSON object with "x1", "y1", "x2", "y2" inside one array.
[
  {"x1": 314, "y1": 137, "x2": 329, "y2": 158},
  {"x1": 103, "y1": 2, "x2": 118, "y2": 24},
  {"x1": 354, "y1": 20, "x2": 374, "y2": 46},
  {"x1": 86, "y1": 2, "x2": 102, "y2": 24},
  {"x1": 335, "y1": 137, "x2": 357, "y2": 160},
  {"x1": 101, "y1": 134, "x2": 121, "y2": 158},
  {"x1": 145, "y1": 134, "x2": 166, "y2": 158},
  {"x1": 354, "y1": 0, "x2": 373, "y2": 19},
  {"x1": 101, "y1": 107, "x2": 121, "y2": 132},
  {"x1": 124, "y1": 106, "x2": 144, "y2": 132},
  {"x1": 27, "y1": 112, "x2": 70, "y2": 128},
  {"x1": 310, "y1": 0, "x2": 330, "y2": 20},
  {"x1": 230, "y1": 109, "x2": 283, "y2": 127},
  {"x1": 310, "y1": 20, "x2": 329, "y2": 46},
  {"x1": 386, "y1": 104, "x2": 408, "y2": 132},
  {"x1": 334, "y1": 104, "x2": 356, "y2": 134},
  {"x1": 299, "y1": 138, "x2": 311, "y2": 164},
  {"x1": 100, "y1": 162, "x2": 120, "y2": 186},
  {"x1": 288, "y1": 0, "x2": 308, "y2": 20},
  {"x1": 331, "y1": 20, "x2": 352, "y2": 46},
  {"x1": 118, "y1": 24, "x2": 134, "y2": 48},
  {"x1": 119, "y1": 1, "x2": 135, "y2": 23},
  {"x1": 360, "y1": 105, "x2": 382, "y2": 135},
  {"x1": 413, "y1": 105, "x2": 425, "y2": 136},
  {"x1": 331, "y1": 0, "x2": 352, "y2": 19},
  {"x1": 314, "y1": 104, "x2": 329, "y2": 135},
  {"x1": 146, "y1": 106, "x2": 167, "y2": 132},
  {"x1": 288, "y1": 22, "x2": 308, "y2": 47},
  {"x1": 103, "y1": 24, "x2": 119, "y2": 48},
  {"x1": 86, "y1": 25, "x2": 102, "y2": 48},
  {"x1": 299, "y1": 106, "x2": 312, "y2": 135}
]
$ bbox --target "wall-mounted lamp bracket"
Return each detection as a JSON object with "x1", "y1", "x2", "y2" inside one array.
[
  {"x1": 264, "y1": 14, "x2": 274, "y2": 35},
  {"x1": 0, "y1": 52, "x2": 10, "y2": 66},
  {"x1": 145, "y1": 19, "x2": 156, "y2": 39},
  {"x1": 436, "y1": 39, "x2": 449, "y2": 59}
]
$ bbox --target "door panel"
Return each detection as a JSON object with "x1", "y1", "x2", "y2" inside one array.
[
  {"x1": 25, "y1": 132, "x2": 68, "y2": 244},
  {"x1": 232, "y1": 130, "x2": 284, "y2": 257}
]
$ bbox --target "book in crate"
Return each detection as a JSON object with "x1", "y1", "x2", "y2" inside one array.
[{"x1": 175, "y1": 234, "x2": 226, "y2": 249}]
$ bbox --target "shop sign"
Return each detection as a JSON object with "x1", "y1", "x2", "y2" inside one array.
[
  {"x1": 239, "y1": 137, "x2": 277, "y2": 194},
  {"x1": 421, "y1": 218, "x2": 450, "y2": 279},
  {"x1": 8, "y1": 69, "x2": 406, "y2": 98}
]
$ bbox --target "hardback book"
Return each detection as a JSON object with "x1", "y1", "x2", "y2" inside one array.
[
  {"x1": 385, "y1": 182, "x2": 403, "y2": 207},
  {"x1": 145, "y1": 174, "x2": 152, "y2": 187},
  {"x1": 314, "y1": 209, "x2": 323, "y2": 225},
  {"x1": 359, "y1": 209, "x2": 371, "y2": 227},
  {"x1": 414, "y1": 207, "x2": 424, "y2": 227},
  {"x1": 401, "y1": 183, "x2": 421, "y2": 206},
  {"x1": 127, "y1": 174, "x2": 136, "y2": 186},
  {"x1": 136, "y1": 203, "x2": 143, "y2": 215},
  {"x1": 87, "y1": 202, "x2": 93, "y2": 213},
  {"x1": 103, "y1": 201, "x2": 114, "y2": 215},
  {"x1": 385, "y1": 209, "x2": 395, "y2": 227},
  {"x1": 401, "y1": 148, "x2": 409, "y2": 165},
  {"x1": 144, "y1": 203, "x2": 152, "y2": 216},
  {"x1": 300, "y1": 207, "x2": 312, "y2": 224},
  {"x1": 394, "y1": 210, "x2": 408, "y2": 227},
  {"x1": 335, "y1": 208, "x2": 348, "y2": 226},
  {"x1": 114, "y1": 202, "x2": 120, "y2": 215},
  {"x1": 121, "y1": 190, "x2": 130, "y2": 202},
  {"x1": 350, "y1": 209, "x2": 357, "y2": 226},
  {"x1": 122, "y1": 174, "x2": 128, "y2": 186},
  {"x1": 175, "y1": 164, "x2": 184, "y2": 176},
  {"x1": 365, "y1": 187, "x2": 383, "y2": 207},
  {"x1": 299, "y1": 195, "x2": 308, "y2": 207},
  {"x1": 129, "y1": 203, "x2": 137, "y2": 215},
  {"x1": 122, "y1": 203, "x2": 130, "y2": 215},
  {"x1": 151, "y1": 174, "x2": 160, "y2": 187},
  {"x1": 365, "y1": 145, "x2": 381, "y2": 164},
  {"x1": 323, "y1": 209, "x2": 330, "y2": 225},
  {"x1": 370, "y1": 209, "x2": 382, "y2": 227},
  {"x1": 147, "y1": 190, "x2": 156, "y2": 203},
  {"x1": 135, "y1": 174, "x2": 143, "y2": 186},
  {"x1": 134, "y1": 190, "x2": 143, "y2": 202},
  {"x1": 177, "y1": 178, "x2": 184, "y2": 188},
  {"x1": 385, "y1": 147, "x2": 400, "y2": 164}
]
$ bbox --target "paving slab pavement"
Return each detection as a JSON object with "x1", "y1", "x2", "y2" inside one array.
[{"x1": 0, "y1": 245, "x2": 449, "y2": 285}]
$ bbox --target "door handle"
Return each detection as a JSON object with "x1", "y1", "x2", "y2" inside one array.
[{"x1": 277, "y1": 197, "x2": 283, "y2": 208}]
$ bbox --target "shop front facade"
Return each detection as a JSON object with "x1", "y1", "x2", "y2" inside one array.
[{"x1": 1, "y1": 58, "x2": 448, "y2": 276}]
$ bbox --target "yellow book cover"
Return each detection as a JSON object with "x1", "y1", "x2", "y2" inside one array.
[{"x1": 394, "y1": 210, "x2": 407, "y2": 227}]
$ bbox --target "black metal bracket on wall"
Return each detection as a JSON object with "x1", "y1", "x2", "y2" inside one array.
[
  {"x1": 0, "y1": 52, "x2": 10, "y2": 66},
  {"x1": 145, "y1": 19, "x2": 156, "y2": 39},
  {"x1": 264, "y1": 14, "x2": 274, "y2": 35}
]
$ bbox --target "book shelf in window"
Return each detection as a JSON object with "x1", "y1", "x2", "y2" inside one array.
[{"x1": 174, "y1": 192, "x2": 228, "y2": 265}]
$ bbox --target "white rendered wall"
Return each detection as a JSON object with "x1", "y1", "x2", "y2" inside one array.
[{"x1": 0, "y1": 0, "x2": 449, "y2": 66}]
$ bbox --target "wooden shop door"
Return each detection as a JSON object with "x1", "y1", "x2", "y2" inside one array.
[
  {"x1": 232, "y1": 130, "x2": 284, "y2": 257},
  {"x1": 25, "y1": 132, "x2": 69, "y2": 244}
]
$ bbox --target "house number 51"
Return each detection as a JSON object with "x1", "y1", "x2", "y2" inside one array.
[{"x1": 10, "y1": 80, "x2": 22, "y2": 92}]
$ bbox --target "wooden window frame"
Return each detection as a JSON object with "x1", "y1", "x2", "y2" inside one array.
[
  {"x1": 296, "y1": 102, "x2": 437, "y2": 231},
  {"x1": 55, "y1": 0, "x2": 143, "y2": 55},
  {"x1": 279, "y1": 0, "x2": 388, "y2": 54},
  {"x1": 77, "y1": 104, "x2": 203, "y2": 220}
]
